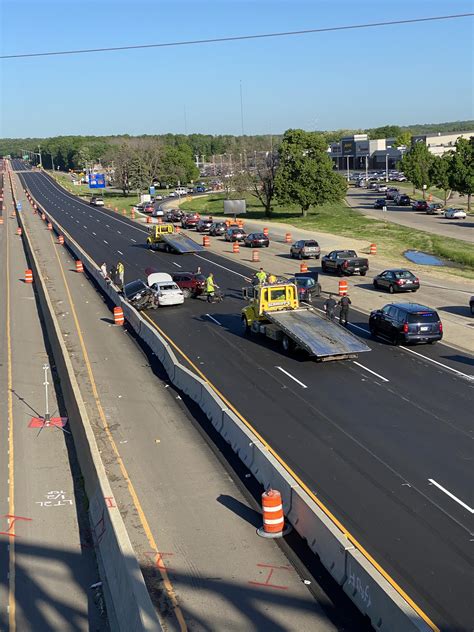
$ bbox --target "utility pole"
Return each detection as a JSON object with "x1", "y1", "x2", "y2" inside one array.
[
  {"x1": 385, "y1": 153, "x2": 389, "y2": 183},
  {"x1": 184, "y1": 105, "x2": 188, "y2": 136},
  {"x1": 365, "y1": 154, "x2": 368, "y2": 181},
  {"x1": 239, "y1": 80, "x2": 245, "y2": 137},
  {"x1": 38, "y1": 144, "x2": 42, "y2": 167}
]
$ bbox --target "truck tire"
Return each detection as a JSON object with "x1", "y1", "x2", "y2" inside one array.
[
  {"x1": 241, "y1": 316, "x2": 250, "y2": 335},
  {"x1": 282, "y1": 335, "x2": 294, "y2": 353}
]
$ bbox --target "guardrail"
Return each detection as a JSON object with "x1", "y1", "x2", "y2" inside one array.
[
  {"x1": 8, "y1": 168, "x2": 162, "y2": 632},
  {"x1": 17, "y1": 170, "x2": 438, "y2": 632}
]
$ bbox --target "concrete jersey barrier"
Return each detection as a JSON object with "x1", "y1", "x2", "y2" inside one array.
[{"x1": 21, "y1": 175, "x2": 438, "y2": 632}]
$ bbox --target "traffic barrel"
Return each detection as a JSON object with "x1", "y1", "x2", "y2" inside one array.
[
  {"x1": 131, "y1": 208, "x2": 136, "y2": 219},
  {"x1": 122, "y1": 208, "x2": 126, "y2": 216},
  {"x1": 113, "y1": 306, "x2": 125, "y2": 326},
  {"x1": 58, "y1": 235, "x2": 65, "y2": 245},
  {"x1": 157, "y1": 217, "x2": 162, "y2": 224},
  {"x1": 370, "y1": 243, "x2": 377, "y2": 255},
  {"x1": 0, "y1": 217, "x2": 3, "y2": 225},
  {"x1": 299, "y1": 262, "x2": 308, "y2": 273},
  {"x1": 75, "y1": 260, "x2": 84, "y2": 273},
  {"x1": 47, "y1": 222, "x2": 53, "y2": 231},
  {"x1": 285, "y1": 232, "x2": 291, "y2": 243},
  {"x1": 16, "y1": 227, "x2": 22, "y2": 236},
  {"x1": 237, "y1": 219, "x2": 244, "y2": 228},
  {"x1": 41, "y1": 213, "x2": 46, "y2": 221},
  {"x1": 25, "y1": 269, "x2": 33, "y2": 284},
  {"x1": 257, "y1": 489, "x2": 290, "y2": 538},
  {"x1": 175, "y1": 225, "x2": 180, "y2": 233},
  {"x1": 114, "y1": 207, "x2": 118, "y2": 212},
  {"x1": 251, "y1": 250, "x2": 260, "y2": 262},
  {"x1": 263, "y1": 227, "x2": 269, "y2": 237},
  {"x1": 33, "y1": 203, "x2": 37, "y2": 210},
  {"x1": 203, "y1": 235, "x2": 210, "y2": 247},
  {"x1": 338, "y1": 280, "x2": 348, "y2": 296},
  {"x1": 232, "y1": 241, "x2": 240, "y2": 253},
  {"x1": 146, "y1": 216, "x2": 152, "y2": 224}
]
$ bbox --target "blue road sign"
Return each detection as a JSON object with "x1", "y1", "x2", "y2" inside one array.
[
  {"x1": 149, "y1": 186, "x2": 155, "y2": 196},
  {"x1": 88, "y1": 173, "x2": 106, "y2": 189}
]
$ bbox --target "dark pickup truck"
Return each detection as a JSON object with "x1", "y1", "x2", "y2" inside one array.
[{"x1": 321, "y1": 250, "x2": 369, "y2": 276}]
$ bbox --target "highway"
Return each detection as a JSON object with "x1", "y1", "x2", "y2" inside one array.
[{"x1": 15, "y1": 162, "x2": 474, "y2": 631}]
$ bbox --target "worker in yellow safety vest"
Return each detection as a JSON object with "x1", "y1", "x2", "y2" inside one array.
[{"x1": 255, "y1": 268, "x2": 267, "y2": 284}]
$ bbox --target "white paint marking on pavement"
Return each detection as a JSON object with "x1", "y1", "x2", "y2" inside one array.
[
  {"x1": 400, "y1": 346, "x2": 473, "y2": 381},
  {"x1": 171, "y1": 262, "x2": 182, "y2": 268},
  {"x1": 83, "y1": 225, "x2": 87, "y2": 229},
  {"x1": 193, "y1": 253, "x2": 251, "y2": 281},
  {"x1": 106, "y1": 224, "x2": 110, "y2": 228},
  {"x1": 117, "y1": 250, "x2": 123, "y2": 255},
  {"x1": 92, "y1": 232, "x2": 96, "y2": 236},
  {"x1": 353, "y1": 361, "x2": 389, "y2": 382},
  {"x1": 205, "y1": 314, "x2": 221, "y2": 326},
  {"x1": 103, "y1": 240, "x2": 108, "y2": 245},
  {"x1": 275, "y1": 366, "x2": 308, "y2": 389},
  {"x1": 428, "y1": 479, "x2": 474, "y2": 514},
  {"x1": 131, "y1": 238, "x2": 136, "y2": 243},
  {"x1": 117, "y1": 230, "x2": 121, "y2": 234}
]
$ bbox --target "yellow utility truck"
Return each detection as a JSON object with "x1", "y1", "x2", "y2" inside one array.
[
  {"x1": 241, "y1": 282, "x2": 370, "y2": 361},
  {"x1": 146, "y1": 223, "x2": 204, "y2": 254}
]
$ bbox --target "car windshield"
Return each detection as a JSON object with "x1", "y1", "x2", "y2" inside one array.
[
  {"x1": 407, "y1": 312, "x2": 439, "y2": 323},
  {"x1": 252, "y1": 234, "x2": 265, "y2": 239},
  {"x1": 296, "y1": 278, "x2": 314, "y2": 288},
  {"x1": 125, "y1": 281, "x2": 146, "y2": 298},
  {"x1": 394, "y1": 271, "x2": 415, "y2": 279},
  {"x1": 159, "y1": 283, "x2": 180, "y2": 291}
]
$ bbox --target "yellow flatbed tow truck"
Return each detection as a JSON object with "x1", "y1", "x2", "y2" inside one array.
[
  {"x1": 146, "y1": 223, "x2": 205, "y2": 254},
  {"x1": 241, "y1": 282, "x2": 370, "y2": 361}
]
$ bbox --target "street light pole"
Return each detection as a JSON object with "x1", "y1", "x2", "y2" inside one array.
[
  {"x1": 365, "y1": 154, "x2": 368, "y2": 181},
  {"x1": 346, "y1": 156, "x2": 350, "y2": 181},
  {"x1": 385, "y1": 153, "x2": 389, "y2": 183}
]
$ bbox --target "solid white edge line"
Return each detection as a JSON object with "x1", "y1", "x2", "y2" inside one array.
[
  {"x1": 428, "y1": 479, "x2": 474, "y2": 514},
  {"x1": 117, "y1": 250, "x2": 123, "y2": 255},
  {"x1": 353, "y1": 361, "x2": 389, "y2": 382},
  {"x1": 275, "y1": 366, "x2": 308, "y2": 389},
  {"x1": 171, "y1": 262, "x2": 182, "y2": 268},
  {"x1": 400, "y1": 346, "x2": 474, "y2": 381},
  {"x1": 205, "y1": 314, "x2": 221, "y2": 326}
]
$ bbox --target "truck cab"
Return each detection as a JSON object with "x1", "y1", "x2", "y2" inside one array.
[
  {"x1": 242, "y1": 282, "x2": 299, "y2": 330},
  {"x1": 146, "y1": 223, "x2": 175, "y2": 249}
]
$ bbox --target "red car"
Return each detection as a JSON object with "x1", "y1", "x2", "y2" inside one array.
[
  {"x1": 412, "y1": 200, "x2": 428, "y2": 211},
  {"x1": 171, "y1": 272, "x2": 206, "y2": 298},
  {"x1": 181, "y1": 213, "x2": 200, "y2": 229},
  {"x1": 142, "y1": 203, "x2": 155, "y2": 214}
]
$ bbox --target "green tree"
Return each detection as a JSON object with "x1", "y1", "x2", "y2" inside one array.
[
  {"x1": 448, "y1": 137, "x2": 474, "y2": 211},
  {"x1": 429, "y1": 154, "x2": 452, "y2": 205},
  {"x1": 395, "y1": 131, "x2": 412, "y2": 148},
  {"x1": 275, "y1": 129, "x2": 347, "y2": 216},
  {"x1": 368, "y1": 125, "x2": 401, "y2": 140},
  {"x1": 400, "y1": 141, "x2": 434, "y2": 198},
  {"x1": 249, "y1": 151, "x2": 279, "y2": 217}
]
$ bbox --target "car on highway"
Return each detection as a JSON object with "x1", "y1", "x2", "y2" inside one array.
[
  {"x1": 168, "y1": 191, "x2": 176, "y2": 197},
  {"x1": 369, "y1": 303, "x2": 443, "y2": 345},
  {"x1": 151, "y1": 207, "x2": 164, "y2": 217},
  {"x1": 396, "y1": 194, "x2": 411, "y2": 206},
  {"x1": 373, "y1": 198, "x2": 386, "y2": 209},
  {"x1": 175, "y1": 187, "x2": 188, "y2": 197},
  {"x1": 165, "y1": 209, "x2": 184, "y2": 223},
  {"x1": 444, "y1": 207, "x2": 467, "y2": 219},
  {"x1": 243, "y1": 232, "x2": 269, "y2": 248},
  {"x1": 289, "y1": 273, "x2": 321, "y2": 302},
  {"x1": 90, "y1": 196, "x2": 105, "y2": 206},
  {"x1": 181, "y1": 213, "x2": 200, "y2": 229},
  {"x1": 147, "y1": 272, "x2": 184, "y2": 307},
  {"x1": 208, "y1": 221, "x2": 227, "y2": 236},
  {"x1": 470, "y1": 296, "x2": 474, "y2": 315},
  {"x1": 225, "y1": 227, "x2": 247, "y2": 242},
  {"x1": 154, "y1": 194, "x2": 164, "y2": 201},
  {"x1": 193, "y1": 185, "x2": 207, "y2": 193},
  {"x1": 412, "y1": 200, "x2": 429, "y2": 211},
  {"x1": 425, "y1": 203, "x2": 444, "y2": 215},
  {"x1": 171, "y1": 271, "x2": 207, "y2": 298},
  {"x1": 373, "y1": 269, "x2": 420, "y2": 293},
  {"x1": 123, "y1": 279, "x2": 158, "y2": 310},
  {"x1": 195, "y1": 218, "x2": 214, "y2": 232},
  {"x1": 321, "y1": 250, "x2": 369, "y2": 276},
  {"x1": 289, "y1": 239, "x2": 321, "y2": 259}
]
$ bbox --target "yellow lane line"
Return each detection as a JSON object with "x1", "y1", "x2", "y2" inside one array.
[
  {"x1": 47, "y1": 232, "x2": 187, "y2": 632},
  {"x1": 6, "y1": 182, "x2": 16, "y2": 632},
  {"x1": 142, "y1": 311, "x2": 440, "y2": 632}
]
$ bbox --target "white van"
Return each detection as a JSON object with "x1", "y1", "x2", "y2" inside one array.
[
  {"x1": 175, "y1": 187, "x2": 188, "y2": 197},
  {"x1": 147, "y1": 272, "x2": 184, "y2": 307}
]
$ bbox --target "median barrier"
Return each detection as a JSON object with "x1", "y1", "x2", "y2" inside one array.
[
  {"x1": 121, "y1": 302, "x2": 142, "y2": 336},
  {"x1": 11, "y1": 184, "x2": 162, "y2": 631},
  {"x1": 19, "y1": 174, "x2": 439, "y2": 632},
  {"x1": 288, "y1": 486, "x2": 350, "y2": 585},
  {"x1": 160, "y1": 343, "x2": 178, "y2": 385},
  {"x1": 343, "y1": 548, "x2": 433, "y2": 632}
]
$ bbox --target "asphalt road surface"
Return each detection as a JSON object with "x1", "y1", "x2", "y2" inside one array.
[{"x1": 14, "y1": 162, "x2": 474, "y2": 632}]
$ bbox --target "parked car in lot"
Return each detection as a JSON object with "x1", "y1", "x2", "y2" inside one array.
[
  {"x1": 373, "y1": 198, "x2": 386, "y2": 209},
  {"x1": 289, "y1": 239, "x2": 321, "y2": 259},
  {"x1": 243, "y1": 232, "x2": 269, "y2": 248},
  {"x1": 193, "y1": 185, "x2": 207, "y2": 193},
  {"x1": 208, "y1": 221, "x2": 227, "y2": 236},
  {"x1": 90, "y1": 196, "x2": 105, "y2": 206},
  {"x1": 425, "y1": 203, "x2": 443, "y2": 215},
  {"x1": 369, "y1": 303, "x2": 443, "y2": 345},
  {"x1": 147, "y1": 272, "x2": 184, "y2": 306},
  {"x1": 444, "y1": 208, "x2": 467, "y2": 219},
  {"x1": 289, "y1": 273, "x2": 321, "y2": 302},
  {"x1": 181, "y1": 213, "x2": 200, "y2": 228},
  {"x1": 386, "y1": 188, "x2": 399, "y2": 200},
  {"x1": 195, "y1": 218, "x2": 213, "y2": 232},
  {"x1": 225, "y1": 227, "x2": 247, "y2": 242},
  {"x1": 321, "y1": 250, "x2": 369, "y2": 276},
  {"x1": 396, "y1": 194, "x2": 411, "y2": 206},
  {"x1": 412, "y1": 200, "x2": 428, "y2": 211},
  {"x1": 377, "y1": 184, "x2": 388, "y2": 193},
  {"x1": 171, "y1": 272, "x2": 207, "y2": 298},
  {"x1": 373, "y1": 269, "x2": 420, "y2": 293}
]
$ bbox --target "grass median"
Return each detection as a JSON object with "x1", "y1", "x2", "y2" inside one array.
[{"x1": 181, "y1": 193, "x2": 474, "y2": 277}]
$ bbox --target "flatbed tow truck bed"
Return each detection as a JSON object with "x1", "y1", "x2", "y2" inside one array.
[
  {"x1": 265, "y1": 307, "x2": 370, "y2": 360},
  {"x1": 161, "y1": 233, "x2": 205, "y2": 253}
]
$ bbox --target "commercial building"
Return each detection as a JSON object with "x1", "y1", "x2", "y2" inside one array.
[
  {"x1": 411, "y1": 131, "x2": 474, "y2": 156},
  {"x1": 329, "y1": 134, "x2": 403, "y2": 171}
]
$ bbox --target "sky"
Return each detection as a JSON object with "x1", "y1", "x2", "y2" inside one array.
[{"x1": 0, "y1": 0, "x2": 473, "y2": 138}]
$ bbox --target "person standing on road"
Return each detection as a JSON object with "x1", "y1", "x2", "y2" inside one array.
[
  {"x1": 206, "y1": 272, "x2": 216, "y2": 302},
  {"x1": 116, "y1": 261, "x2": 125, "y2": 289},
  {"x1": 338, "y1": 294, "x2": 352, "y2": 326},
  {"x1": 324, "y1": 294, "x2": 337, "y2": 320},
  {"x1": 255, "y1": 268, "x2": 267, "y2": 285},
  {"x1": 100, "y1": 262, "x2": 108, "y2": 280}
]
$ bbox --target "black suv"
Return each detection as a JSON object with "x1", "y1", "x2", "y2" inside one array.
[
  {"x1": 369, "y1": 303, "x2": 443, "y2": 345},
  {"x1": 397, "y1": 194, "x2": 411, "y2": 206}
]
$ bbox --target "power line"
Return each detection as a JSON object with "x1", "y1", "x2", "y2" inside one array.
[{"x1": 1, "y1": 14, "x2": 472, "y2": 60}]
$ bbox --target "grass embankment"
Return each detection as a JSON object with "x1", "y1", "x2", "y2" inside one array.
[
  {"x1": 181, "y1": 193, "x2": 474, "y2": 275},
  {"x1": 51, "y1": 172, "x2": 167, "y2": 216}
]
